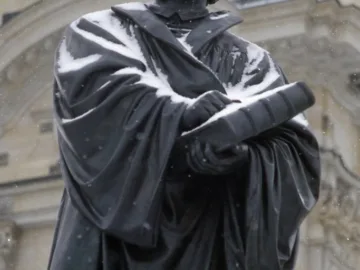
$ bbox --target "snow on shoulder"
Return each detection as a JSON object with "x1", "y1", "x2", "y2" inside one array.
[
  {"x1": 57, "y1": 40, "x2": 101, "y2": 74},
  {"x1": 114, "y1": 2, "x2": 147, "y2": 11},
  {"x1": 210, "y1": 12, "x2": 229, "y2": 20},
  {"x1": 73, "y1": 10, "x2": 145, "y2": 64}
]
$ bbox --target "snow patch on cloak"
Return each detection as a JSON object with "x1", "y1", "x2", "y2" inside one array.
[
  {"x1": 57, "y1": 41, "x2": 101, "y2": 73},
  {"x1": 83, "y1": 10, "x2": 146, "y2": 63},
  {"x1": 59, "y1": 8, "x2": 192, "y2": 126},
  {"x1": 210, "y1": 13, "x2": 229, "y2": 20},
  {"x1": 175, "y1": 31, "x2": 225, "y2": 86},
  {"x1": 69, "y1": 15, "x2": 143, "y2": 64},
  {"x1": 224, "y1": 40, "x2": 281, "y2": 101},
  {"x1": 211, "y1": 37, "x2": 307, "y2": 128},
  {"x1": 82, "y1": 10, "x2": 191, "y2": 105},
  {"x1": 62, "y1": 109, "x2": 95, "y2": 124},
  {"x1": 98, "y1": 81, "x2": 112, "y2": 91},
  {"x1": 115, "y1": 2, "x2": 147, "y2": 11},
  {"x1": 177, "y1": 32, "x2": 193, "y2": 53},
  {"x1": 113, "y1": 67, "x2": 193, "y2": 104},
  {"x1": 242, "y1": 60, "x2": 279, "y2": 97}
]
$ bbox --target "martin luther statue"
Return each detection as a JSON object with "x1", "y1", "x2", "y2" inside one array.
[{"x1": 48, "y1": 1, "x2": 320, "y2": 269}]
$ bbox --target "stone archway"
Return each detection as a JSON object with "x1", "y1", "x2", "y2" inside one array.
[{"x1": 0, "y1": 0, "x2": 127, "y2": 135}]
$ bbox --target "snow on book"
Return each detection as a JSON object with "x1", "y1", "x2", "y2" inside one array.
[{"x1": 179, "y1": 82, "x2": 315, "y2": 151}]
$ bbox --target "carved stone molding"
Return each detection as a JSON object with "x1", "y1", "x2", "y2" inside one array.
[
  {"x1": 0, "y1": 29, "x2": 62, "y2": 135},
  {"x1": 312, "y1": 148, "x2": 360, "y2": 253},
  {"x1": 323, "y1": 230, "x2": 360, "y2": 270},
  {"x1": 300, "y1": 147, "x2": 360, "y2": 270},
  {"x1": 0, "y1": 221, "x2": 18, "y2": 270},
  {"x1": 0, "y1": 197, "x2": 13, "y2": 216},
  {"x1": 0, "y1": 29, "x2": 62, "y2": 87},
  {"x1": 318, "y1": 179, "x2": 360, "y2": 245}
]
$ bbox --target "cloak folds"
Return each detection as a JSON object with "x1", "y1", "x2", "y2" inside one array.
[{"x1": 48, "y1": 3, "x2": 321, "y2": 270}]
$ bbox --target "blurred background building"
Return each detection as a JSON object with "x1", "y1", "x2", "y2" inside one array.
[{"x1": 0, "y1": 0, "x2": 359, "y2": 269}]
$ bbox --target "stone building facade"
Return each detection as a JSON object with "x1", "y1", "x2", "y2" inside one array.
[{"x1": 0, "y1": 0, "x2": 359, "y2": 269}]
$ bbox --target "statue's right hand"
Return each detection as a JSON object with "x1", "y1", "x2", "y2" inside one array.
[{"x1": 181, "y1": 90, "x2": 232, "y2": 131}]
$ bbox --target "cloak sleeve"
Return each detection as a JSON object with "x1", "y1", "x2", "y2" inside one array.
[
  {"x1": 241, "y1": 121, "x2": 320, "y2": 269},
  {"x1": 225, "y1": 53, "x2": 321, "y2": 268},
  {"x1": 53, "y1": 12, "x2": 189, "y2": 247}
]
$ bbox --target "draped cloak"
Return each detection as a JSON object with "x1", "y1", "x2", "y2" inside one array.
[{"x1": 48, "y1": 3, "x2": 321, "y2": 270}]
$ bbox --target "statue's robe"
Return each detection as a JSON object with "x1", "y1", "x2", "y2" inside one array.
[{"x1": 48, "y1": 3, "x2": 320, "y2": 270}]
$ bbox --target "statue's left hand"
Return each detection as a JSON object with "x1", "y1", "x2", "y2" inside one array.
[{"x1": 186, "y1": 140, "x2": 249, "y2": 175}]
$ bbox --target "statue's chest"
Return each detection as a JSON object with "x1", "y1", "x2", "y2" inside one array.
[{"x1": 195, "y1": 45, "x2": 247, "y2": 91}]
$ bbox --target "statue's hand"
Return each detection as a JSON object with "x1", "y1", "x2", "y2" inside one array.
[
  {"x1": 181, "y1": 90, "x2": 232, "y2": 131},
  {"x1": 186, "y1": 140, "x2": 249, "y2": 175}
]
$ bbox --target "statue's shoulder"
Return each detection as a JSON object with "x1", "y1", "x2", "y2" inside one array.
[
  {"x1": 75, "y1": 9, "x2": 118, "y2": 25},
  {"x1": 224, "y1": 32, "x2": 271, "y2": 59},
  {"x1": 65, "y1": 7, "x2": 136, "y2": 41}
]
